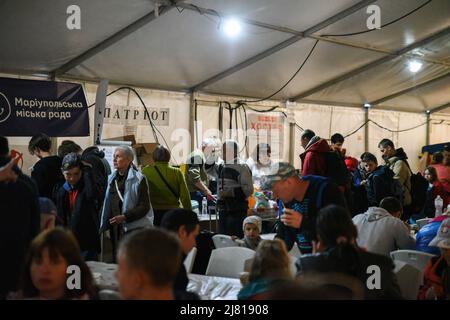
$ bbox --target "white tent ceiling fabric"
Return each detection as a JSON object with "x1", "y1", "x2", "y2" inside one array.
[{"x1": 0, "y1": 0, "x2": 449, "y2": 114}]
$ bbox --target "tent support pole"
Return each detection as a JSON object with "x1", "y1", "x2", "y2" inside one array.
[
  {"x1": 426, "y1": 112, "x2": 430, "y2": 146},
  {"x1": 364, "y1": 107, "x2": 369, "y2": 152},
  {"x1": 289, "y1": 123, "x2": 295, "y2": 164},
  {"x1": 189, "y1": 92, "x2": 196, "y2": 152}
]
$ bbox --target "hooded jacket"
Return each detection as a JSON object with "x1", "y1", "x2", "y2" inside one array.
[
  {"x1": 386, "y1": 148, "x2": 412, "y2": 206},
  {"x1": 82, "y1": 147, "x2": 109, "y2": 207},
  {"x1": 300, "y1": 136, "x2": 330, "y2": 176},
  {"x1": 352, "y1": 207, "x2": 415, "y2": 256},
  {"x1": 56, "y1": 167, "x2": 100, "y2": 253},
  {"x1": 365, "y1": 165, "x2": 395, "y2": 206}
]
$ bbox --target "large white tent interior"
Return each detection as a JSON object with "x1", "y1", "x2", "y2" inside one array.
[{"x1": 1, "y1": 0, "x2": 450, "y2": 173}]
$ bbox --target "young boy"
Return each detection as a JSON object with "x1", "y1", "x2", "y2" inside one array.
[
  {"x1": 360, "y1": 152, "x2": 397, "y2": 207},
  {"x1": 56, "y1": 153, "x2": 100, "y2": 261},
  {"x1": 235, "y1": 215, "x2": 263, "y2": 250}
]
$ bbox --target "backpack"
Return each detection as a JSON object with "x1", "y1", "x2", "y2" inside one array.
[
  {"x1": 324, "y1": 151, "x2": 350, "y2": 187},
  {"x1": 409, "y1": 172, "x2": 429, "y2": 214},
  {"x1": 390, "y1": 178, "x2": 406, "y2": 204},
  {"x1": 375, "y1": 166, "x2": 405, "y2": 203},
  {"x1": 392, "y1": 159, "x2": 429, "y2": 214}
]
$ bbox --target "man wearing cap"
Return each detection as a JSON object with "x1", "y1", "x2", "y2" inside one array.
[
  {"x1": 261, "y1": 162, "x2": 345, "y2": 254},
  {"x1": 418, "y1": 217, "x2": 450, "y2": 300},
  {"x1": 57, "y1": 152, "x2": 100, "y2": 261}
]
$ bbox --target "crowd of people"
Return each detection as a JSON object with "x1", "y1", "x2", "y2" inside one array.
[{"x1": 0, "y1": 130, "x2": 449, "y2": 300}]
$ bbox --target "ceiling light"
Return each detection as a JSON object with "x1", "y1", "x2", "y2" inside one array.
[
  {"x1": 408, "y1": 60, "x2": 422, "y2": 73},
  {"x1": 223, "y1": 18, "x2": 242, "y2": 38},
  {"x1": 364, "y1": 103, "x2": 372, "y2": 108}
]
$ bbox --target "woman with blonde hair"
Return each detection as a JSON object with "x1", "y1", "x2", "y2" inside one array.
[{"x1": 238, "y1": 239, "x2": 292, "y2": 300}]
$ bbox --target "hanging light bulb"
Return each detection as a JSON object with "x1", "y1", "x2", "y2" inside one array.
[
  {"x1": 223, "y1": 18, "x2": 242, "y2": 38},
  {"x1": 408, "y1": 60, "x2": 423, "y2": 73}
]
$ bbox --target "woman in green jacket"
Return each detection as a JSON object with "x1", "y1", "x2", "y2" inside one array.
[{"x1": 142, "y1": 146, "x2": 191, "y2": 226}]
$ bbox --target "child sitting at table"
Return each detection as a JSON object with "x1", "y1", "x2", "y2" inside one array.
[
  {"x1": 418, "y1": 217, "x2": 450, "y2": 300},
  {"x1": 238, "y1": 239, "x2": 293, "y2": 300},
  {"x1": 234, "y1": 215, "x2": 263, "y2": 250},
  {"x1": 11, "y1": 228, "x2": 98, "y2": 300}
]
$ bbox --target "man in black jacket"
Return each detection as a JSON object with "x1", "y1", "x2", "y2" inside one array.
[
  {"x1": 360, "y1": 152, "x2": 399, "y2": 207},
  {"x1": 57, "y1": 153, "x2": 100, "y2": 260},
  {"x1": 0, "y1": 137, "x2": 40, "y2": 298}
]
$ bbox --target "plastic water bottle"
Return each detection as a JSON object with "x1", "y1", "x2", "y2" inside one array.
[
  {"x1": 435, "y1": 195, "x2": 443, "y2": 217},
  {"x1": 202, "y1": 197, "x2": 208, "y2": 216}
]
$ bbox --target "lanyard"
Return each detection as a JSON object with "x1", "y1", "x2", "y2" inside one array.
[{"x1": 115, "y1": 179, "x2": 125, "y2": 203}]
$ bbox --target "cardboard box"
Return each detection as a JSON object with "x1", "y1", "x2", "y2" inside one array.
[
  {"x1": 104, "y1": 135, "x2": 159, "y2": 167},
  {"x1": 133, "y1": 142, "x2": 159, "y2": 167}
]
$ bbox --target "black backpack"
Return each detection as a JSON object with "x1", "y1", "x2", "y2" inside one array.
[
  {"x1": 392, "y1": 159, "x2": 429, "y2": 215},
  {"x1": 377, "y1": 166, "x2": 405, "y2": 203},
  {"x1": 324, "y1": 151, "x2": 350, "y2": 187},
  {"x1": 409, "y1": 172, "x2": 429, "y2": 215}
]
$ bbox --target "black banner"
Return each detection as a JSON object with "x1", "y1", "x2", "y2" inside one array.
[{"x1": 0, "y1": 77, "x2": 89, "y2": 136}]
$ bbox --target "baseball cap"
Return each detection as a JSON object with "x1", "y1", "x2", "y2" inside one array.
[
  {"x1": 38, "y1": 197, "x2": 56, "y2": 215},
  {"x1": 429, "y1": 217, "x2": 450, "y2": 249},
  {"x1": 61, "y1": 152, "x2": 82, "y2": 171},
  {"x1": 260, "y1": 162, "x2": 299, "y2": 190}
]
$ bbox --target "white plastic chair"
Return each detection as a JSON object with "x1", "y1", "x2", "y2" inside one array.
[
  {"x1": 390, "y1": 250, "x2": 435, "y2": 272},
  {"x1": 184, "y1": 247, "x2": 197, "y2": 273},
  {"x1": 393, "y1": 261, "x2": 422, "y2": 300},
  {"x1": 244, "y1": 257, "x2": 254, "y2": 272},
  {"x1": 206, "y1": 247, "x2": 255, "y2": 278},
  {"x1": 260, "y1": 233, "x2": 276, "y2": 240},
  {"x1": 289, "y1": 256, "x2": 297, "y2": 277},
  {"x1": 416, "y1": 218, "x2": 430, "y2": 230},
  {"x1": 288, "y1": 243, "x2": 302, "y2": 258},
  {"x1": 212, "y1": 234, "x2": 239, "y2": 249}
]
